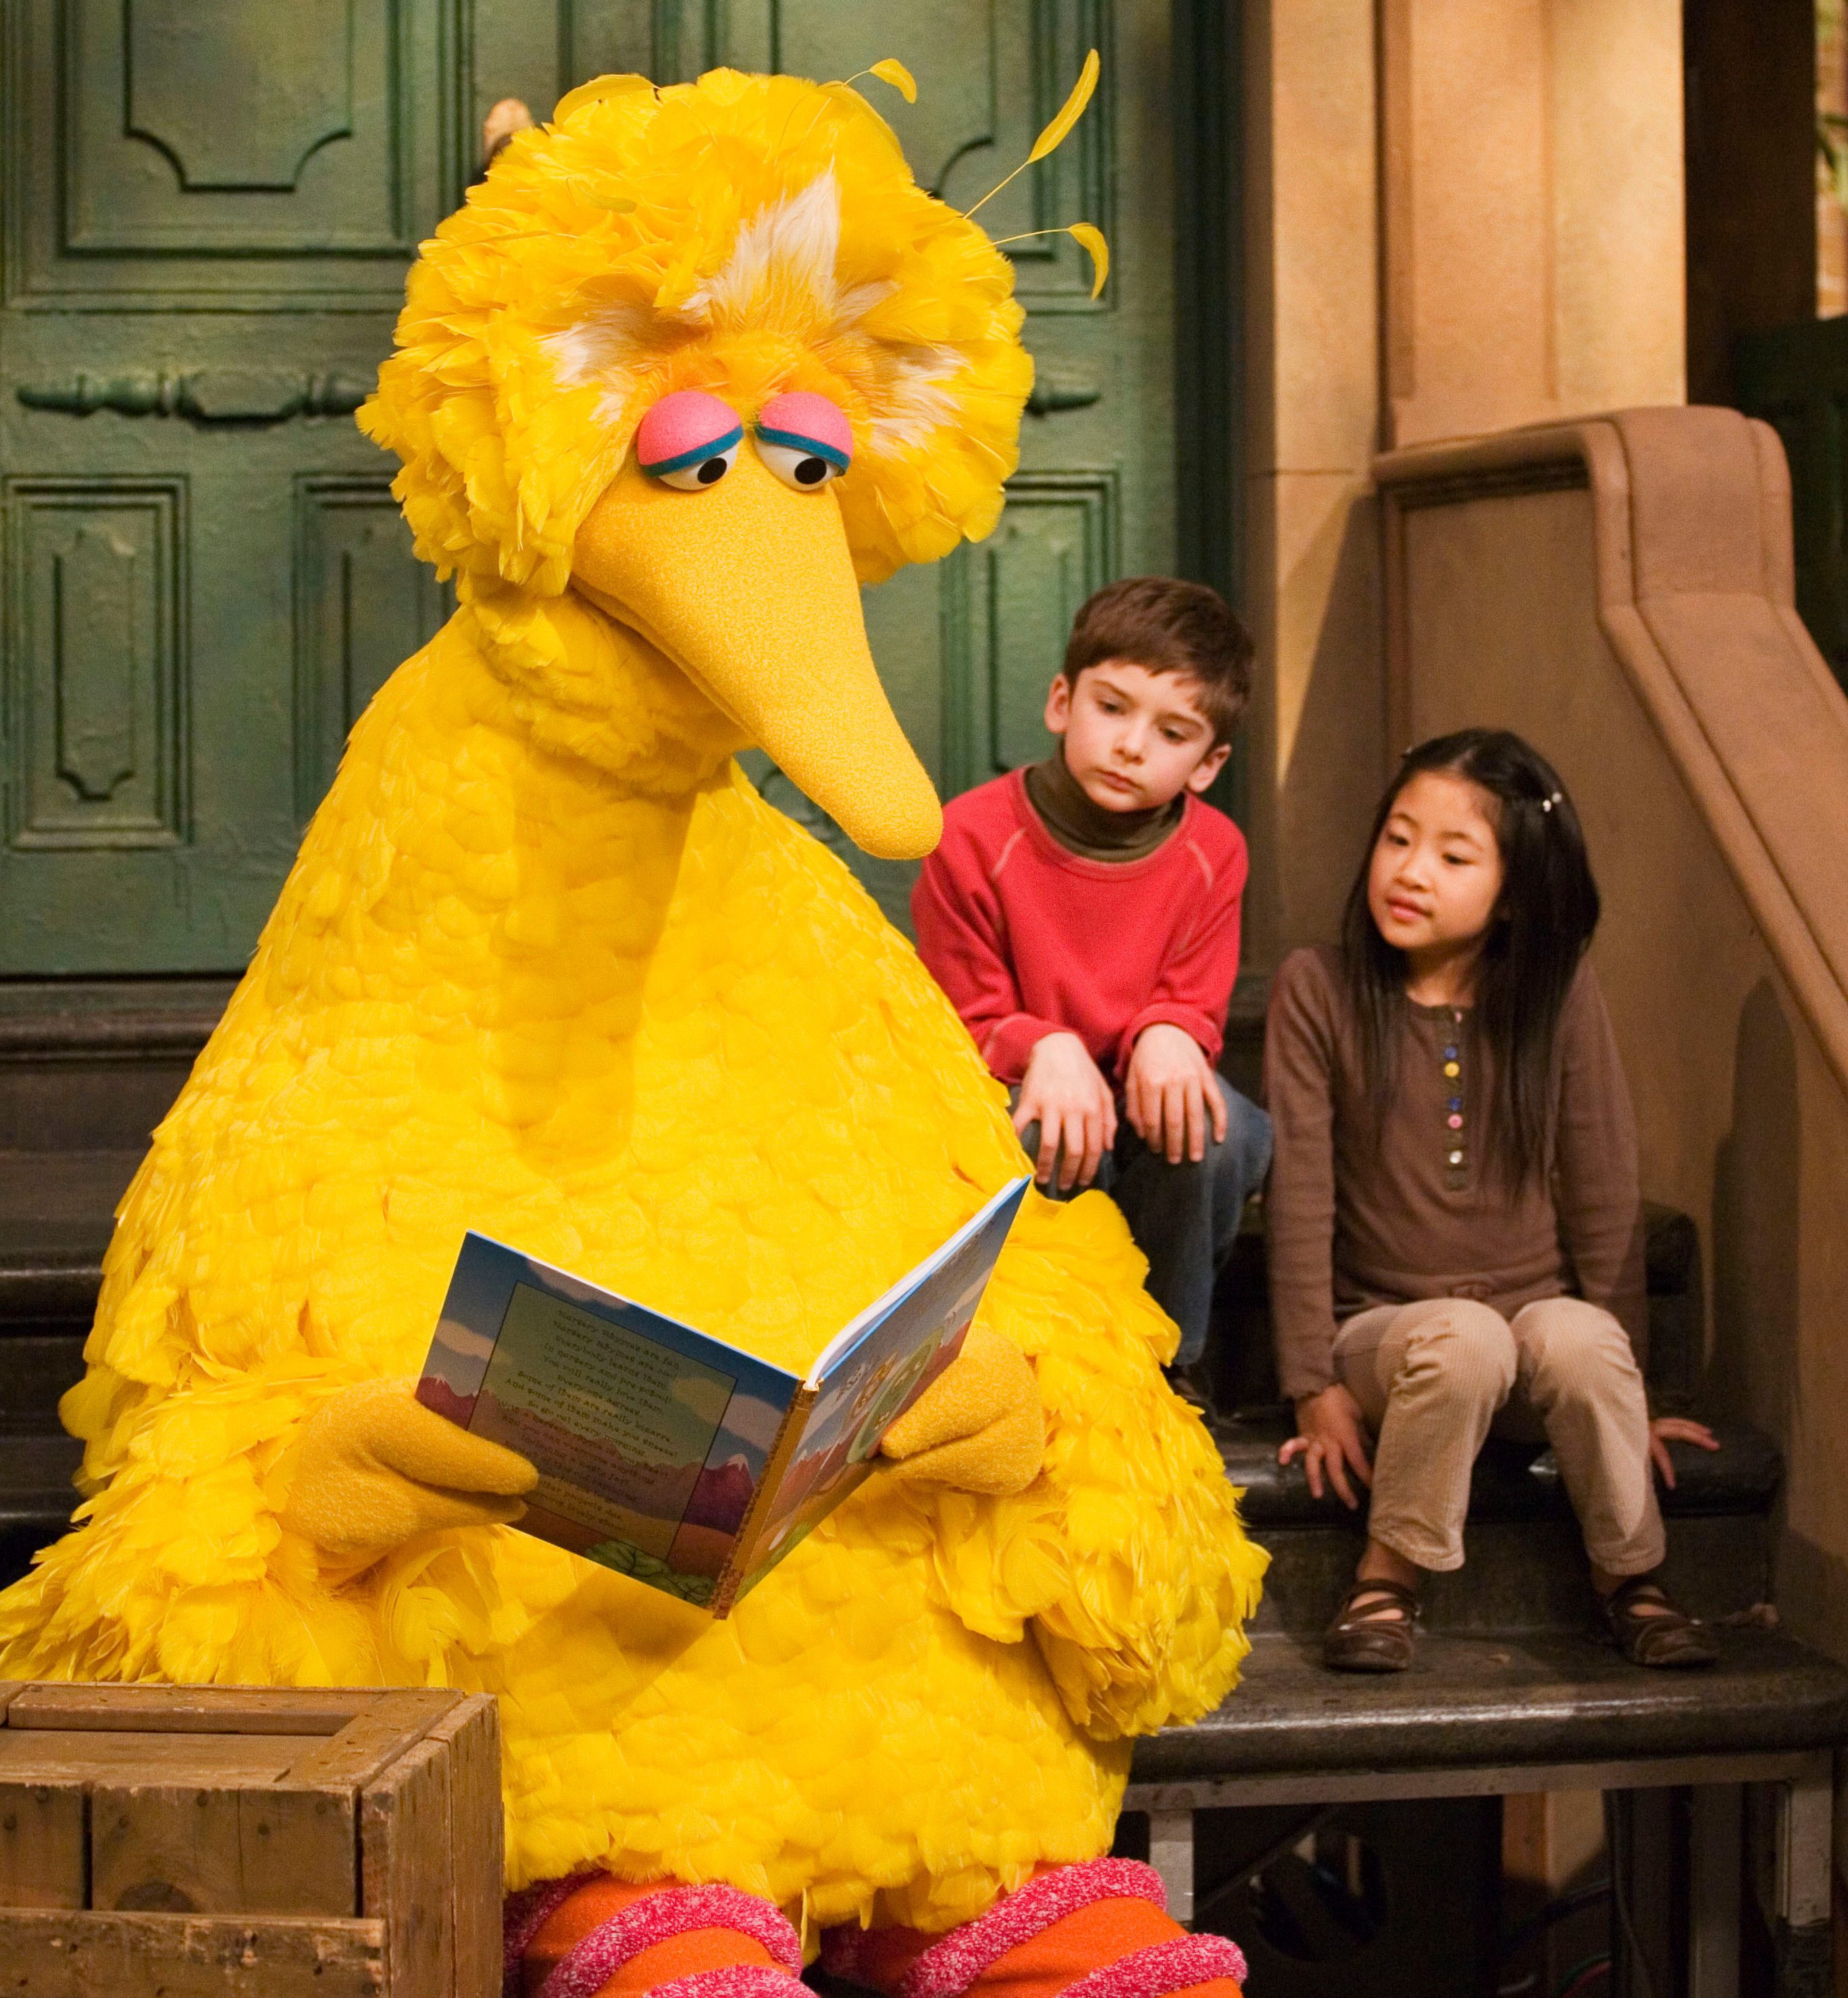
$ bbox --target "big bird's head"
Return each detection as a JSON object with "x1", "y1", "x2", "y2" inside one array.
[{"x1": 361, "y1": 68, "x2": 1037, "y2": 859}]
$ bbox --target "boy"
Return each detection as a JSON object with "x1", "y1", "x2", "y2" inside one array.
[{"x1": 913, "y1": 576, "x2": 1271, "y2": 1404}]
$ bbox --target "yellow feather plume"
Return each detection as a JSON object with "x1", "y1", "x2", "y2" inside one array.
[
  {"x1": 966, "y1": 48, "x2": 1100, "y2": 217},
  {"x1": 868, "y1": 59, "x2": 918, "y2": 103},
  {"x1": 989, "y1": 222, "x2": 1110, "y2": 300},
  {"x1": 1067, "y1": 222, "x2": 1109, "y2": 299},
  {"x1": 1030, "y1": 49, "x2": 1099, "y2": 162}
]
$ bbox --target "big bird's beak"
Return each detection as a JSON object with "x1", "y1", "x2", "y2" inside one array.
[{"x1": 573, "y1": 448, "x2": 943, "y2": 860}]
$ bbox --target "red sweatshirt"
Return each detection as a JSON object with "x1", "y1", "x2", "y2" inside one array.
[{"x1": 912, "y1": 767, "x2": 1248, "y2": 1085}]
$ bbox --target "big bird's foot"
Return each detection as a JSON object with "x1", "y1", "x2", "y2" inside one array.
[
  {"x1": 819, "y1": 1859, "x2": 1246, "y2": 1998},
  {"x1": 505, "y1": 1874, "x2": 807, "y2": 1998}
]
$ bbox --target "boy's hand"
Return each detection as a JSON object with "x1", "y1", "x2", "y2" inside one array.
[
  {"x1": 1278, "y1": 1384, "x2": 1374, "y2": 1509},
  {"x1": 1125, "y1": 1023, "x2": 1227, "y2": 1164},
  {"x1": 1014, "y1": 1031, "x2": 1116, "y2": 1192}
]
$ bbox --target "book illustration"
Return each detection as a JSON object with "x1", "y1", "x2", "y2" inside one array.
[
  {"x1": 851, "y1": 1340, "x2": 944, "y2": 1464},
  {"x1": 417, "y1": 1177, "x2": 1031, "y2": 1614},
  {"x1": 419, "y1": 1239, "x2": 793, "y2": 1607}
]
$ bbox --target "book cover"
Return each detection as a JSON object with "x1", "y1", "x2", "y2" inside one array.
[{"x1": 416, "y1": 1177, "x2": 1029, "y2": 1613}]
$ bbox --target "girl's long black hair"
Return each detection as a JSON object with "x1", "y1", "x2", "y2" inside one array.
[{"x1": 1339, "y1": 729, "x2": 1601, "y2": 1190}]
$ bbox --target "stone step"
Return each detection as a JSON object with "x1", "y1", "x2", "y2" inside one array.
[
  {"x1": 1243, "y1": 1510, "x2": 1770, "y2": 1637},
  {"x1": 0, "y1": 1431, "x2": 84, "y2": 1593},
  {"x1": 0, "y1": 980, "x2": 229, "y2": 1155},
  {"x1": 1221, "y1": 1416, "x2": 1781, "y2": 1533},
  {"x1": 0, "y1": 1413, "x2": 1780, "y2": 1619},
  {"x1": 1126, "y1": 1624, "x2": 1848, "y2": 1788}
]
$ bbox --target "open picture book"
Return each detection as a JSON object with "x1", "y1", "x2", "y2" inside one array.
[{"x1": 415, "y1": 1176, "x2": 1031, "y2": 1615}]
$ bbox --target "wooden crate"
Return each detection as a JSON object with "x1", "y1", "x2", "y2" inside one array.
[{"x1": 0, "y1": 1681, "x2": 501, "y2": 1997}]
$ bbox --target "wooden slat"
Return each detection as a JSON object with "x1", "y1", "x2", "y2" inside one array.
[
  {"x1": 285, "y1": 1690, "x2": 459, "y2": 1791},
  {"x1": 89, "y1": 1781, "x2": 247, "y2": 1914},
  {"x1": 0, "y1": 1778, "x2": 86, "y2": 1908},
  {"x1": 0, "y1": 1682, "x2": 26, "y2": 1721},
  {"x1": 0, "y1": 1907, "x2": 386, "y2": 1996},
  {"x1": 5, "y1": 1684, "x2": 381, "y2": 1735},
  {"x1": 89, "y1": 1780, "x2": 357, "y2": 1918},
  {"x1": 0, "y1": 1729, "x2": 299, "y2": 1785},
  {"x1": 361, "y1": 1735, "x2": 455, "y2": 1998},
  {"x1": 236, "y1": 1785, "x2": 362, "y2": 1916},
  {"x1": 424, "y1": 1696, "x2": 502, "y2": 1998}
]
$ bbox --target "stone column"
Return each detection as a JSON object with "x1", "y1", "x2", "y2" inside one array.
[
  {"x1": 1239, "y1": 0, "x2": 1687, "y2": 960},
  {"x1": 1239, "y1": 0, "x2": 1383, "y2": 962}
]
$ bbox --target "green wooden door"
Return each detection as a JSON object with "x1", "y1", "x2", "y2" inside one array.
[
  {"x1": 0, "y1": 1, "x2": 1180, "y2": 968},
  {"x1": 0, "y1": 0, "x2": 464, "y2": 973}
]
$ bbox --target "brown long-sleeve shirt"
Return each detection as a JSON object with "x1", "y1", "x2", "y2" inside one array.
[{"x1": 1262, "y1": 946, "x2": 1647, "y2": 1402}]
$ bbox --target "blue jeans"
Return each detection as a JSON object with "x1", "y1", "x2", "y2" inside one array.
[{"x1": 1015, "y1": 1085, "x2": 1273, "y2": 1366}]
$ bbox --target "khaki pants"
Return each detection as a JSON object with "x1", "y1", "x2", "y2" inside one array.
[{"x1": 1333, "y1": 1296, "x2": 1665, "y2": 1576}]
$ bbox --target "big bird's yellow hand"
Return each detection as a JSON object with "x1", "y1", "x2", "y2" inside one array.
[
  {"x1": 878, "y1": 1326, "x2": 1045, "y2": 1495},
  {"x1": 280, "y1": 1379, "x2": 538, "y2": 1564}
]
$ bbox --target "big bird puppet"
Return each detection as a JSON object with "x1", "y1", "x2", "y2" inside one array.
[{"x1": 0, "y1": 61, "x2": 1265, "y2": 1998}]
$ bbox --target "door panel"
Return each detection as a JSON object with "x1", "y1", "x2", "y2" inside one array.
[
  {"x1": 0, "y1": 0, "x2": 457, "y2": 971},
  {"x1": 9, "y1": 0, "x2": 457, "y2": 307},
  {"x1": 7, "y1": 478, "x2": 183, "y2": 848},
  {"x1": 0, "y1": 1, "x2": 1175, "y2": 965},
  {"x1": 944, "y1": 469, "x2": 1121, "y2": 793}
]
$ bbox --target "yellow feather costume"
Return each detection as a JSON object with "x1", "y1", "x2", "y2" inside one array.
[{"x1": 0, "y1": 69, "x2": 1265, "y2": 1933}]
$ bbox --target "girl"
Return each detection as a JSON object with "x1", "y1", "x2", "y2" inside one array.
[{"x1": 1265, "y1": 730, "x2": 1718, "y2": 1672}]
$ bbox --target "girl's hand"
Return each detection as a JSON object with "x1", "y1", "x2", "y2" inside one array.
[
  {"x1": 1013, "y1": 1031, "x2": 1117, "y2": 1192},
  {"x1": 1649, "y1": 1415, "x2": 1719, "y2": 1489},
  {"x1": 1278, "y1": 1383, "x2": 1375, "y2": 1509},
  {"x1": 1125, "y1": 1023, "x2": 1227, "y2": 1164}
]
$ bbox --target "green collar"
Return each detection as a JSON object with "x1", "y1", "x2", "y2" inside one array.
[{"x1": 1023, "y1": 754, "x2": 1185, "y2": 863}]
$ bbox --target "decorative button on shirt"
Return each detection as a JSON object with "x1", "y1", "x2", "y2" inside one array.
[{"x1": 1441, "y1": 1009, "x2": 1468, "y2": 1189}]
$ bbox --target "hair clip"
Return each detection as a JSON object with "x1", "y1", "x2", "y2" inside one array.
[{"x1": 1540, "y1": 792, "x2": 1562, "y2": 813}]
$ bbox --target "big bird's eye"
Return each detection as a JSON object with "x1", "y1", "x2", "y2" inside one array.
[
  {"x1": 754, "y1": 391, "x2": 853, "y2": 491},
  {"x1": 636, "y1": 390, "x2": 744, "y2": 491}
]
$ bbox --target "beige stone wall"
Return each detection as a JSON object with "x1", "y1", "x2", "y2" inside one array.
[
  {"x1": 1240, "y1": 0, "x2": 1686, "y2": 963},
  {"x1": 1383, "y1": 0, "x2": 1685, "y2": 449}
]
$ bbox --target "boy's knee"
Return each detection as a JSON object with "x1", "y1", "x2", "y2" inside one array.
[
  {"x1": 1400, "y1": 1300, "x2": 1517, "y2": 1404},
  {"x1": 1174, "y1": 1087, "x2": 1271, "y2": 1204},
  {"x1": 1216, "y1": 1087, "x2": 1273, "y2": 1183}
]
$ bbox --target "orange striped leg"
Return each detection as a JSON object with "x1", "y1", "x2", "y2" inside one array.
[
  {"x1": 506, "y1": 1874, "x2": 808, "y2": 1998},
  {"x1": 819, "y1": 1860, "x2": 1244, "y2": 1998}
]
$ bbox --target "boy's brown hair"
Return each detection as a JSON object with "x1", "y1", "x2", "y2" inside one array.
[{"x1": 1061, "y1": 575, "x2": 1254, "y2": 746}]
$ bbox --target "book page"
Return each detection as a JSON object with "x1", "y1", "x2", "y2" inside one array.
[
  {"x1": 473, "y1": 1284, "x2": 734, "y2": 1553},
  {"x1": 419, "y1": 1234, "x2": 796, "y2": 1608}
]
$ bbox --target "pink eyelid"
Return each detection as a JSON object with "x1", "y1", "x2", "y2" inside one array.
[
  {"x1": 635, "y1": 390, "x2": 744, "y2": 472},
  {"x1": 756, "y1": 391, "x2": 853, "y2": 465}
]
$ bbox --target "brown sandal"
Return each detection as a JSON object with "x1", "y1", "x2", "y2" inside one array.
[
  {"x1": 1595, "y1": 1576, "x2": 1718, "y2": 1668},
  {"x1": 1323, "y1": 1577, "x2": 1421, "y2": 1673}
]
